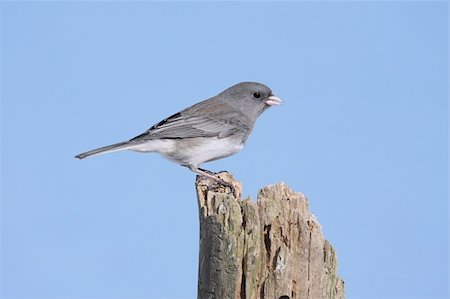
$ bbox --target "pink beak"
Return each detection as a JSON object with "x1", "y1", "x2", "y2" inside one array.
[{"x1": 265, "y1": 95, "x2": 282, "y2": 106}]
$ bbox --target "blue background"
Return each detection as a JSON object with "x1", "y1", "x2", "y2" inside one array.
[{"x1": 1, "y1": 2, "x2": 448, "y2": 299}]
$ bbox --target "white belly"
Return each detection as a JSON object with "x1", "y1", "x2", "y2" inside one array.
[{"x1": 129, "y1": 137, "x2": 244, "y2": 166}]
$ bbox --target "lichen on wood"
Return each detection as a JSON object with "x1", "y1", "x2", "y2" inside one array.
[{"x1": 196, "y1": 173, "x2": 345, "y2": 299}]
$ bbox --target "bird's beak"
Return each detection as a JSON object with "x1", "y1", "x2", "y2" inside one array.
[{"x1": 265, "y1": 95, "x2": 282, "y2": 106}]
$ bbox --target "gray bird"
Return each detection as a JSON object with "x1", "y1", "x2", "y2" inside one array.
[{"x1": 75, "y1": 82, "x2": 282, "y2": 185}]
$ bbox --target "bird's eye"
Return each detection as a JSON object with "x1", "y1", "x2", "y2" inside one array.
[{"x1": 253, "y1": 92, "x2": 261, "y2": 99}]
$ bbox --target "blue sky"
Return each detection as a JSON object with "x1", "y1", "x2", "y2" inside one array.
[{"x1": 1, "y1": 2, "x2": 448, "y2": 299}]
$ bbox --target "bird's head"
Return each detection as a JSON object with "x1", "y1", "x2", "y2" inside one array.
[{"x1": 219, "y1": 82, "x2": 282, "y2": 120}]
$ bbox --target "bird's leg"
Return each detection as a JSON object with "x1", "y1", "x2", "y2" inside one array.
[
  {"x1": 189, "y1": 166, "x2": 221, "y2": 181},
  {"x1": 188, "y1": 165, "x2": 235, "y2": 195}
]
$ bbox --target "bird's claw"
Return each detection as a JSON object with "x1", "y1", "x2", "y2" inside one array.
[{"x1": 198, "y1": 167, "x2": 219, "y2": 175}]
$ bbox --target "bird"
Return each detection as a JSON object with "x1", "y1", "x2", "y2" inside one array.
[{"x1": 75, "y1": 82, "x2": 282, "y2": 187}]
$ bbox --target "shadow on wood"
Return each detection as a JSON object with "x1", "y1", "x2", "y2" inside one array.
[{"x1": 195, "y1": 173, "x2": 345, "y2": 299}]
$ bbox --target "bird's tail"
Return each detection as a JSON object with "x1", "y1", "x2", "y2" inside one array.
[{"x1": 75, "y1": 141, "x2": 134, "y2": 159}]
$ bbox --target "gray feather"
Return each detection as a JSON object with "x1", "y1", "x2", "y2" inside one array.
[
  {"x1": 130, "y1": 99, "x2": 250, "y2": 141},
  {"x1": 75, "y1": 141, "x2": 131, "y2": 159}
]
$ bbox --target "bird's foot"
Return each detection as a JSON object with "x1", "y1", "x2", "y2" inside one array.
[
  {"x1": 197, "y1": 168, "x2": 229, "y2": 176},
  {"x1": 216, "y1": 170, "x2": 230, "y2": 175},
  {"x1": 190, "y1": 166, "x2": 236, "y2": 196},
  {"x1": 197, "y1": 167, "x2": 217, "y2": 175}
]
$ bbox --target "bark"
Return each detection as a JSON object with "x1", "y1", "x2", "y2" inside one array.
[{"x1": 196, "y1": 173, "x2": 345, "y2": 299}]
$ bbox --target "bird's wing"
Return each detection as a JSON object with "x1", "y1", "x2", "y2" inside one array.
[{"x1": 130, "y1": 100, "x2": 249, "y2": 141}]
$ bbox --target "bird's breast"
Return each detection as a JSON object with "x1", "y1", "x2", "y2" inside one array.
[{"x1": 133, "y1": 136, "x2": 245, "y2": 166}]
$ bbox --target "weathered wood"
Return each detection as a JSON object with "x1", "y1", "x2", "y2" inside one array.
[{"x1": 196, "y1": 173, "x2": 345, "y2": 299}]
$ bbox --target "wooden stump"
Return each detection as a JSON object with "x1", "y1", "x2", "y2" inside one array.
[{"x1": 196, "y1": 173, "x2": 345, "y2": 299}]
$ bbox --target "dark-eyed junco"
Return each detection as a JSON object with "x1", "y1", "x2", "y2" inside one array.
[{"x1": 75, "y1": 82, "x2": 281, "y2": 186}]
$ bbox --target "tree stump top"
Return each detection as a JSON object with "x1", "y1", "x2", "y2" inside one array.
[{"x1": 196, "y1": 173, "x2": 345, "y2": 299}]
